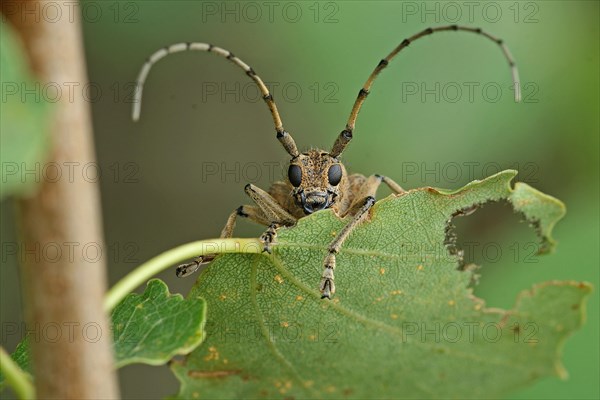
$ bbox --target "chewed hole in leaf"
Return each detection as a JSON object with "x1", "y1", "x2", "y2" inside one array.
[{"x1": 450, "y1": 200, "x2": 539, "y2": 268}]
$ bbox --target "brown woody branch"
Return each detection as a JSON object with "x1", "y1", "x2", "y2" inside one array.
[{"x1": 2, "y1": 1, "x2": 120, "y2": 398}]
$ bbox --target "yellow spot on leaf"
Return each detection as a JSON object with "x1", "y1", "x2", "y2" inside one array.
[
  {"x1": 391, "y1": 313, "x2": 399, "y2": 320},
  {"x1": 281, "y1": 321, "x2": 289, "y2": 328},
  {"x1": 391, "y1": 290, "x2": 403, "y2": 295},
  {"x1": 219, "y1": 294, "x2": 227, "y2": 301},
  {"x1": 474, "y1": 304, "x2": 482, "y2": 311},
  {"x1": 448, "y1": 300, "x2": 455, "y2": 306},
  {"x1": 417, "y1": 265, "x2": 424, "y2": 271},
  {"x1": 277, "y1": 381, "x2": 292, "y2": 394},
  {"x1": 516, "y1": 199, "x2": 533, "y2": 207},
  {"x1": 135, "y1": 304, "x2": 144, "y2": 309},
  {"x1": 379, "y1": 268, "x2": 385, "y2": 275},
  {"x1": 203, "y1": 346, "x2": 219, "y2": 362},
  {"x1": 296, "y1": 295, "x2": 304, "y2": 301},
  {"x1": 274, "y1": 275, "x2": 284, "y2": 284}
]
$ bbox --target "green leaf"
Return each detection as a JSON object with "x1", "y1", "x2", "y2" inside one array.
[
  {"x1": 0, "y1": 20, "x2": 51, "y2": 199},
  {"x1": 0, "y1": 340, "x2": 31, "y2": 393},
  {"x1": 0, "y1": 279, "x2": 206, "y2": 392},
  {"x1": 171, "y1": 170, "x2": 591, "y2": 399},
  {"x1": 112, "y1": 279, "x2": 206, "y2": 367},
  {"x1": 509, "y1": 182, "x2": 567, "y2": 254}
]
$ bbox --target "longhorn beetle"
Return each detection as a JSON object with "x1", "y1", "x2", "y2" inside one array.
[{"x1": 132, "y1": 25, "x2": 521, "y2": 299}]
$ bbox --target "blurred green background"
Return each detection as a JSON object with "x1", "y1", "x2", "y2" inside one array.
[{"x1": 1, "y1": 1, "x2": 598, "y2": 398}]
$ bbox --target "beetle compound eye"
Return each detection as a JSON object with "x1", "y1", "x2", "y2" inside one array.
[
  {"x1": 288, "y1": 165, "x2": 303, "y2": 187},
  {"x1": 328, "y1": 164, "x2": 343, "y2": 186}
]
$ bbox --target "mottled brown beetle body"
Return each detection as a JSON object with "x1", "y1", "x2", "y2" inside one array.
[{"x1": 133, "y1": 25, "x2": 520, "y2": 298}]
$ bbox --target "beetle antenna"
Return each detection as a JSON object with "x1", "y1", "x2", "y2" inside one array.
[
  {"x1": 330, "y1": 25, "x2": 521, "y2": 157},
  {"x1": 132, "y1": 43, "x2": 299, "y2": 157}
]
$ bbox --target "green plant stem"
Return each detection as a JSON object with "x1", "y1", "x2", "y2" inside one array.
[
  {"x1": 104, "y1": 238, "x2": 263, "y2": 311},
  {"x1": 0, "y1": 347, "x2": 34, "y2": 400}
]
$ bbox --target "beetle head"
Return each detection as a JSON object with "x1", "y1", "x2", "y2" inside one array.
[{"x1": 287, "y1": 149, "x2": 347, "y2": 215}]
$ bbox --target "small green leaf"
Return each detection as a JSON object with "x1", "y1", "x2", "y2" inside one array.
[
  {"x1": 171, "y1": 170, "x2": 591, "y2": 399},
  {"x1": 0, "y1": 20, "x2": 51, "y2": 199},
  {"x1": 112, "y1": 279, "x2": 206, "y2": 367},
  {"x1": 0, "y1": 279, "x2": 206, "y2": 391}
]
